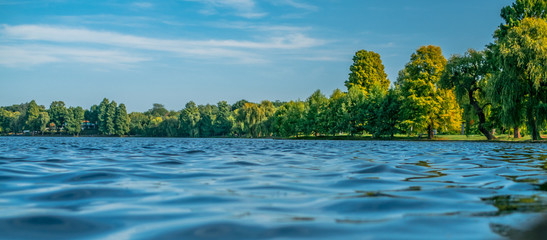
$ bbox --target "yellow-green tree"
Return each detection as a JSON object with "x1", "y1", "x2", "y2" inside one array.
[
  {"x1": 397, "y1": 46, "x2": 462, "y2": 139},
  {"x1": 345, "y1": 50, "x2": 390, "y2": 94}
]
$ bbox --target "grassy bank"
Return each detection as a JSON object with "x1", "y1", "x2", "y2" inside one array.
[{"x1": 291, "y1": 134, "x2": 545, "y2": 143}]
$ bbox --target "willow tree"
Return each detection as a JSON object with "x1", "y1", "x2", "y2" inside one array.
[
  {"x1": 345, "y1": 50, "x2": 390, "y2": 94},
  {"x1": 490, "y1": 0, "x2": 547, "y2": 138},
  {"x1": 492, "y1": 17, "x2": 547, "y2": 140},
  {"x1": 398, "y1": 45, "x2": 462, "y2": 139},
  {"x1": 441, "y1": 49, "x2": 496, "y2": 140}
]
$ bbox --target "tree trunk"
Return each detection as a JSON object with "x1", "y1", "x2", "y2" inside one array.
[
  {"x1": 469, "y1": 91, "x2": 495, "y2": 140},
  {"x1": 427, "y1": 124, "x2": 434, "y2": 140},
  {"x1": 514, "y1": 126, "x2": 521, "y2": 139},
  {"x1": 530, "y1": 117, "x2": 540, "y2": 141}
]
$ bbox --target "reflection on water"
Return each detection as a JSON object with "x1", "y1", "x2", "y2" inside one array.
[{"x1": 0, "y1": 137, "x2": 546, "y2": 239}]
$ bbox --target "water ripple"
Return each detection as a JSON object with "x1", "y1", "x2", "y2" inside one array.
[{"x1": 0, "y1": 137, "x2": 546, "y2": 239}]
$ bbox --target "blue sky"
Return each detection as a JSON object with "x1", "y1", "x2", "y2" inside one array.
[{"x1": 1, "y1": 0, "x2": 513, "y2": 112}]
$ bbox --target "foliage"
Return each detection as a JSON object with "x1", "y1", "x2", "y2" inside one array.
[
  {"x1": 179, "y1": 101, "x2": 200, "y2": 137},
  {"x1": 440, "y1": 49, "x2": 496, "y2": 140},
  {"x1": 65, "y1": 106, "x2": 84, "y2": 136},
  {"x1": 397, "y1": 45, "x2": 461, "y2": 139},
  {"x1": 345, "y1": 50, "x2": 390, "y2": 94},
  {"x1": 491, "y1": 17, "x2": 547, "y2": 140},
  {"x1": 48, "y1": 101, "x2": 67, "y2": 132},
  {"x1": 114, "y1": 103, "x2": 130, "y2": 136}
]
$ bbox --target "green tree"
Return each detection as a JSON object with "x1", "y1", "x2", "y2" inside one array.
[
  {"x1": 198, "y1": 104, "x2": 216, "y2": 137},
  {"x1": 374, "y1": 88, "x2": 403, "y2": 138},
  {"x1": 146, "y1": 103, "x2": 169, "y2": 117},
  {"x1": 179, "y1": 101, "x2": 201, "y2": 137},
  {"x1": 492, "y1": 17, "x2": 547, "y2": 140},
  {"x1": 48, "y1": 101, "x2": 67, "y2": 133},
  {"x1": 114, "y1": 103, "x2": 130, "y2": 136},
  {"x1": 97, "y1": 98, "x2": 110, "y2": 135},
  {"x1": 104, "y1": 101, "x2": 117, "y2": 135},
  {"x1": 236, "y1": 102, "x2": 266, "y2": 137},
  {"x1": 273, "y1": 101, "x2": 305, "y2": 137},
  {"x1": 24, "y1": 100, "x2": 49, "y2": 135},
  {"x1": 65, "y1": 106, "x2": 84, "y2": 136},
  {"x1": 323, "y1": 89, "x2": 347, "y2": 136},
  {"x1": 397, "y1": 45, "x2": 461, "y2": 139},
  {"x1": 0, "y1": 109, "x2": 21, "y2": 134},
  {"x1": 129, "y1": 112, "x2": 149, "y2": 136},
  {"x1": 490, "y1": 0, "x2": 547, "y2": 138},
  {"x1": 259, "y1": 100, "x2": 276, "y2": 137},
  {"x1": 213, "y1": 101, "x2": 234, "y2": 136},
  {"x1": 345, "y1": 50, "x2": 390, "y2": 94},
  {"x1": 303, "y1": 90, "x2": 328, "y2": 136},
  {"x1": 441, "y1": 49, "x2": 496, "y2": 140},
  {"x1": 344, "y1": 87, "x2": 367, "y2": 136}
]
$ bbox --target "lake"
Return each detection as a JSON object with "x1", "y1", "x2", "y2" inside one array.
[{"x1": 0, "y1": 137, "x2": 546, "y2": 239}]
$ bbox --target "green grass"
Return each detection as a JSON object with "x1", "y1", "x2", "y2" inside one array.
[{"x1": 291, "y1": 133, "x2": 544, "y2": 142}]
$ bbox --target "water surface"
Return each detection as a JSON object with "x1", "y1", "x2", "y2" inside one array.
[{"x1": 1, "y1": 137, "x2": 546, "y2": 239}]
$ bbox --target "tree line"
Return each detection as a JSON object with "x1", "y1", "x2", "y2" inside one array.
[{"x1": 1, "y1": 0, "x2": 545, "y2": 140}]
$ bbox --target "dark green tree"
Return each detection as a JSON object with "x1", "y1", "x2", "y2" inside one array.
[
  {"x1": 65, "y1": 106, "x2": 84, "y2": 136},
  {"x1": 213, "y1": 101, "x2": 234, "y2": 136},
  {"x1": 114, "y1": 103, "x2": 130, "y2": 136},
  {"x1": 303, "y1": 90, "x2": 328, "y2": 136},
  {"x1": 97, "y1": 98, "x2": 110, "y2": 135},
  {"x1": 441, "y1": 49, "x2": 496, "y2": 140},
  {"x1": 48, "y1": 101, "x2": 68, "y2": 133},
  {"x1": 492, "y1": 17, "x2": 547, "y2": 140}
]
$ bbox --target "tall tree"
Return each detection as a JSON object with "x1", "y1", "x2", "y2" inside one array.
[
  {"x1": 114, "y1": 103, "x2": 130, "y2": 136},
  {"x1": 48, "y1": 101, "x2": 67, "y2": 133},
  {"x1": 490, "y1": 0, "x2": 547, "y2": 138},
  {"x1": 323, "y1": 89, "x2": 347, "y2": 136},
  {"x1": 179, "y1": 101, "x2": 201, "y2": 137},
  {"x1": 273, "y1": 101, "x2": 305, "y2": 137},
  {"x1": 198, "y1": 104, "x2": 216, "y2": 137},
  {"x1": 97, "y1": 98, "x2": 110, "y2": 135},
  {"x1": 492, "y1": 17, "x2": 547, "y2": 140},
  {"x1": 65, "y1": 106, "x2": 84, "y2": 136},
  {"x1": 344, "y1": 87, "x2": 367, "y2": 136},
  {"x1": 213, "y1": 101, "x2": 234, "y2": 136},
  {"x1": 304, "y1": 90, "x2": 328, "y2": 136},
  {"x1": 397, "y1": 45, "x2": 461, "y2": 139},
  {"x1": 236, "y1": 102, "x2": 266, "y2": 137},
  {"x1": 104, "y1": 101, "x2": 117, "y2": 135},
  {"x1": 441, "y1": 49, "x2": 496, "y2": 140},
  {"x1": 345, "y1": 50, "x2": 390, "y2": 94},
  {"x1": 24, "y1": 100, "x2": 46, "y2": 135}
]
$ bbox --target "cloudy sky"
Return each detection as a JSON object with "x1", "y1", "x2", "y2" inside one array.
[{"x1": 1, "y1": 0, "x2": 513, "y2": 112}]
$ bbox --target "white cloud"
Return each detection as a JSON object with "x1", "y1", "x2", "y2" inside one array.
[
  {"x1": 132, "y1": 2, "x2": 153, "y2": 8},
  {"x1": 273, "y1": 0, "x2": 318, "y2": 11},
  {"x1": 0, "y1": 45, "x2": 148, "y2": 68},
  {"x1": 183, "y1": 0, "x2": 266, "y2": 18},
  {"x1": 0, "y1": 24, "x2": 327, "y2": 67}
]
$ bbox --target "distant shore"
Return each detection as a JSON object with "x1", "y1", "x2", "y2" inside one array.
[{"x1": 2, "y1": 134, "x2": 545, "y2": 143}]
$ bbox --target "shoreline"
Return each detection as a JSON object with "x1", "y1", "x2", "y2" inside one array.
[{"x1": 1, "y1": 134, "x2": 545, "y2": 143}]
